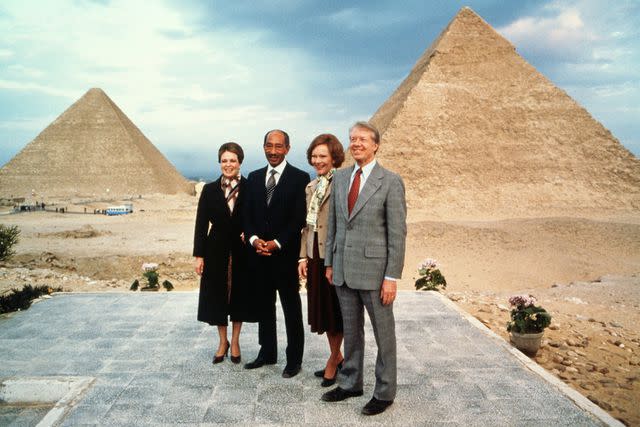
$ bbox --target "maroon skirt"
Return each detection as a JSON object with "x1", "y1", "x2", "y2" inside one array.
[{"x1": 307, "y1": 232, "x2": 343, "y2": 334}]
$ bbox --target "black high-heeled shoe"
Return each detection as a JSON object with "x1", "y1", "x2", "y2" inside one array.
[
  {"x1": 317, "y1": 360, "x2": 344, "y2": 382},
  {"x1": 213, "y1": 341, "x2": 230, "y2": 364},
  {"x1": 230, "y1": 350, "x2": 241, "y2": 364}
]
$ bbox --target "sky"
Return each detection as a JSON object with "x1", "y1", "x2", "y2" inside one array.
[{"x1": 1, "y1": 0, "x2": 638, "y2": 179}]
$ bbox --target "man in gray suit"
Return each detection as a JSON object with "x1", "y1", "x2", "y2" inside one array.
[{"x1": 321, "y1": 121, "x2": 407, "y2": 416}]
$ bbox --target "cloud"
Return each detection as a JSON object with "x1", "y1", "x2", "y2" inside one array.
[
  {"x1": 0, "y1": 0, "x2": 327, "y2": 172},
  {"x1": 498, "y1": 6, "x2": 596, "y2": 61},
  {"x1": 323, "y1": 6, "x2": 411, "y2": 31},
  {"x1": 0, "y1": 79, "x2": 74, "y2": 98}
]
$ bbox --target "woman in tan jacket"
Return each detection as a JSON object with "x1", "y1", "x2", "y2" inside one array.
[{"x1": 298, "y1": 134, "x2": 345, "y2": 387}]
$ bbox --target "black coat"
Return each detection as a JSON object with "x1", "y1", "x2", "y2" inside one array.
[{"x1": 193, "y1": 177, "x2": 256, "y2": 325}]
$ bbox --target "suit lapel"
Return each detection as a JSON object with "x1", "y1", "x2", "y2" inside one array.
[
  {"x1": 212, "y1": 177, "x2": 232, "y2": 217},
  {"x1": 349, "y1": 163, "x2": 383, "y2": 220},
  {"x1": 321, "y1": 181, "x2": 332, "y2": 207},
  {"x1": 256, "y1": 166, "x2": 269, "y2": 207}
]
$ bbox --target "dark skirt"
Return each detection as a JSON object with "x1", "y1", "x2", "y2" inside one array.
[{"x1": 307, "y1": 232, "x2": 343, "y2": 334}]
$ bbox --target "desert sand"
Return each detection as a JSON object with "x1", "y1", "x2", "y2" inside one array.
[{"x1": 1, "y1": 193, "x2": 638, "y2": 425}]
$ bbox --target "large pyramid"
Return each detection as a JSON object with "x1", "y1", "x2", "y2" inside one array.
[
  {"x1": 0, "y1": 88, "x2": 192, "y2": 199},
  {"x1": 371, "y1": 7, "x2": 640, "y2": 220}
]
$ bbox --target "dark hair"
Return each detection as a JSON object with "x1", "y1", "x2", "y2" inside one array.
[
  {"x1": 263, "y1": 129, "x2": 290, "y2": 147},
  {"x1": 218, "y1": 142, "x2": 244, "y2": 164},
  {"x1": 306, "y1": 134, "x2": 345, "y2": 167},
  {"x1": 349, "y1": 121, "x2": 380, "y2": 144}
]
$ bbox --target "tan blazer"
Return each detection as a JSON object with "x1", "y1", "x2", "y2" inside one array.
[{"x1": 299, "y1": 177, "x2": 332, "y2": 260}]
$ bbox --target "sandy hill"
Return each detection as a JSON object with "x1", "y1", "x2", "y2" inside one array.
[
  {"x1": 0, "y1": 88, "x2": 192, "y2": 199},
  {"x1": 369, "y1": 7, "x2": 640, "y2": 221}
]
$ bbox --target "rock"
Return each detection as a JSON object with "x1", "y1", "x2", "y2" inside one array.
[
  {"x1": 620, "y1": 383, "x2": 633, "y2": 390},
  {"x1": 477, "y1": 317, "x2": 490, "y2": 326},
  {"x1": 587, "y1": 395, "x2": 613, "y2": 411},
  {"x1": 586, "y1": 364, "x2": 597, "y2": 372},
  {"x1": 561, "y1": 360, "x2": 573, "y2": 366},
  {"x1": 548, "y1": 324, "x2": 560, "y2": 330},
  {"x1": 565, "y1": 367, "x2": 579, "y2": 374},
  {"x1": 552, "y1": 355, "x2": 564, "y2": 364},
  {"x1": 599, "y1": 367, "x2": 610, "y2": 374},
  {"x1": 609, "y1": 321, "x2": 623, "y2": 328},
  {"x1": 566, "y1": 339, "x2": 581, "y2": 347},
  {"x1": 580, "y1": 382, "x2": 596, "y2": 391},
  {"x1": 496, "y1": 303, "x2": 509, "y2": 312},
  {"x1": 566, "y1": 350, "x2": 578, "y2": 358},
  {"x1": 548, "y1": 340, "x2": 562, "y2": 348}
]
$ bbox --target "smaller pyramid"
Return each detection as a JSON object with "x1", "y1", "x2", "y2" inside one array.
[{"x1": 0, "y1": 88, "x2": 192, "y2": 198}]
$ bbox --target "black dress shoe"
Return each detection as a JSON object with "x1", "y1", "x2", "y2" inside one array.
[
  {"x1": 244, "y1": 356, "x2": 276, "y2": 370},
  {"x1": 321, "y1": 387, "x2": 363, "y2": 402},
  {"x1": 361, "y1": 397, "x2": 394, "y2": 415},
  {"x1": 282, "y1": 364, "x2": 301, "y2": 378}
]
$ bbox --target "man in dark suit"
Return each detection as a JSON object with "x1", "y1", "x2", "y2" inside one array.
[
  {"x1": 321, "y1": 121, "x2": 407, "y2": 415},
  {"x1": 243, "y1": 129, "x2": 310, "y2": 378}
]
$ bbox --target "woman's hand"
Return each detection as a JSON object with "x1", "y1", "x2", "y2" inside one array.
[
  {"x1": 194, "y1": 257, "x2": 204, "y2": 276},
  {"x1": 298, "y1": 259, "x2": 308, "y2": 279}
]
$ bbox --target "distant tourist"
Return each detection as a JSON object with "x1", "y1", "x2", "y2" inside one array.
[
  {"x1": 298, "y1": 134, "x2": 345, "y2": 387},
  {"x1": 193, "y1": 142, "x2": 256, "y2": 364},
  {"x1": 243, "y1": 129, "x2": 310, "y2": 378},
  {"x1": 321, "y1": 121, "x2": 407, "y2": 416}
]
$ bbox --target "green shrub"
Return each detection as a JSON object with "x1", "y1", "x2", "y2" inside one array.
[
  {"x1": 0, "y1": 224, "x2": 20, "y2": 262},
  {"x1": 0, "y1": 285, "x2": 63, "y2": 314}
]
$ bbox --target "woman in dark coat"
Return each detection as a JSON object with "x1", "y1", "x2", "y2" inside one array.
[{"x1": 193, "y1": 142, "x2": 254, "y2": 364}]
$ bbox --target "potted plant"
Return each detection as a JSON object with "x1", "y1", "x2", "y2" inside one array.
[
  {"x1": 506, "y1": 294, "x2": 552, "y2": 356},
  {"x1": 130, "y1": 263, "x2": 174, "y2": 291},
  {"x1": 414, "y1": 258, "x2": 447, "y2": 291}
]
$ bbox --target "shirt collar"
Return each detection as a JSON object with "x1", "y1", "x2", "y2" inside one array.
[
  {"x1": 268, "y1": 160, "x2": 287, "y2": 176},
  {"x1": 352, "y1": 158, "x2": 377, "y2": 180}
]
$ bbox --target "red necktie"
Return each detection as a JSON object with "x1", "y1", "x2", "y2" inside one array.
[{"x1": 348, "y1": 168, "x2": 362, "y2": 215}]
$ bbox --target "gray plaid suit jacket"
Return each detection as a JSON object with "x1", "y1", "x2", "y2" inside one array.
[{"x1": 325, "y1": 162, "x2": 407, "y2": 290}]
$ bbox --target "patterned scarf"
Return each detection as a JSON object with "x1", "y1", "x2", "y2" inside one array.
[
  {"x1": 306, "y1": 169, "x2": 334, "y2": 231},
  {"x1": 222, "y1": 176, "x2": 240, "y2": 213}
]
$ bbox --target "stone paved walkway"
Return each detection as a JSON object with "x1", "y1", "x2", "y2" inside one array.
[{"x1": 0, "y1": 292, "x2": 618, "y2": 426}]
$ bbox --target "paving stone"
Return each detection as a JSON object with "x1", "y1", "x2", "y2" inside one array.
[
  {"x1": 202, "y1": 403, "x2": 254, "y2": 423},
  {"x1": 0, "y1": 292, "x2": 605, "y2": 426}
]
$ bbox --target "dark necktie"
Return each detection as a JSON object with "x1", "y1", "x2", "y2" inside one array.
[
  {"x1": 348, "y1": 168, "x2": 362, "y2": 215},
  {"x1": 266, "y1": 169, "x2": 277, "y2": 205}
]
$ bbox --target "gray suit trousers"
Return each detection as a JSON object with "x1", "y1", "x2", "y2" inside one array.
[{"x1": 335, "y1": 284, "x2": 397, "y2": 401}]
